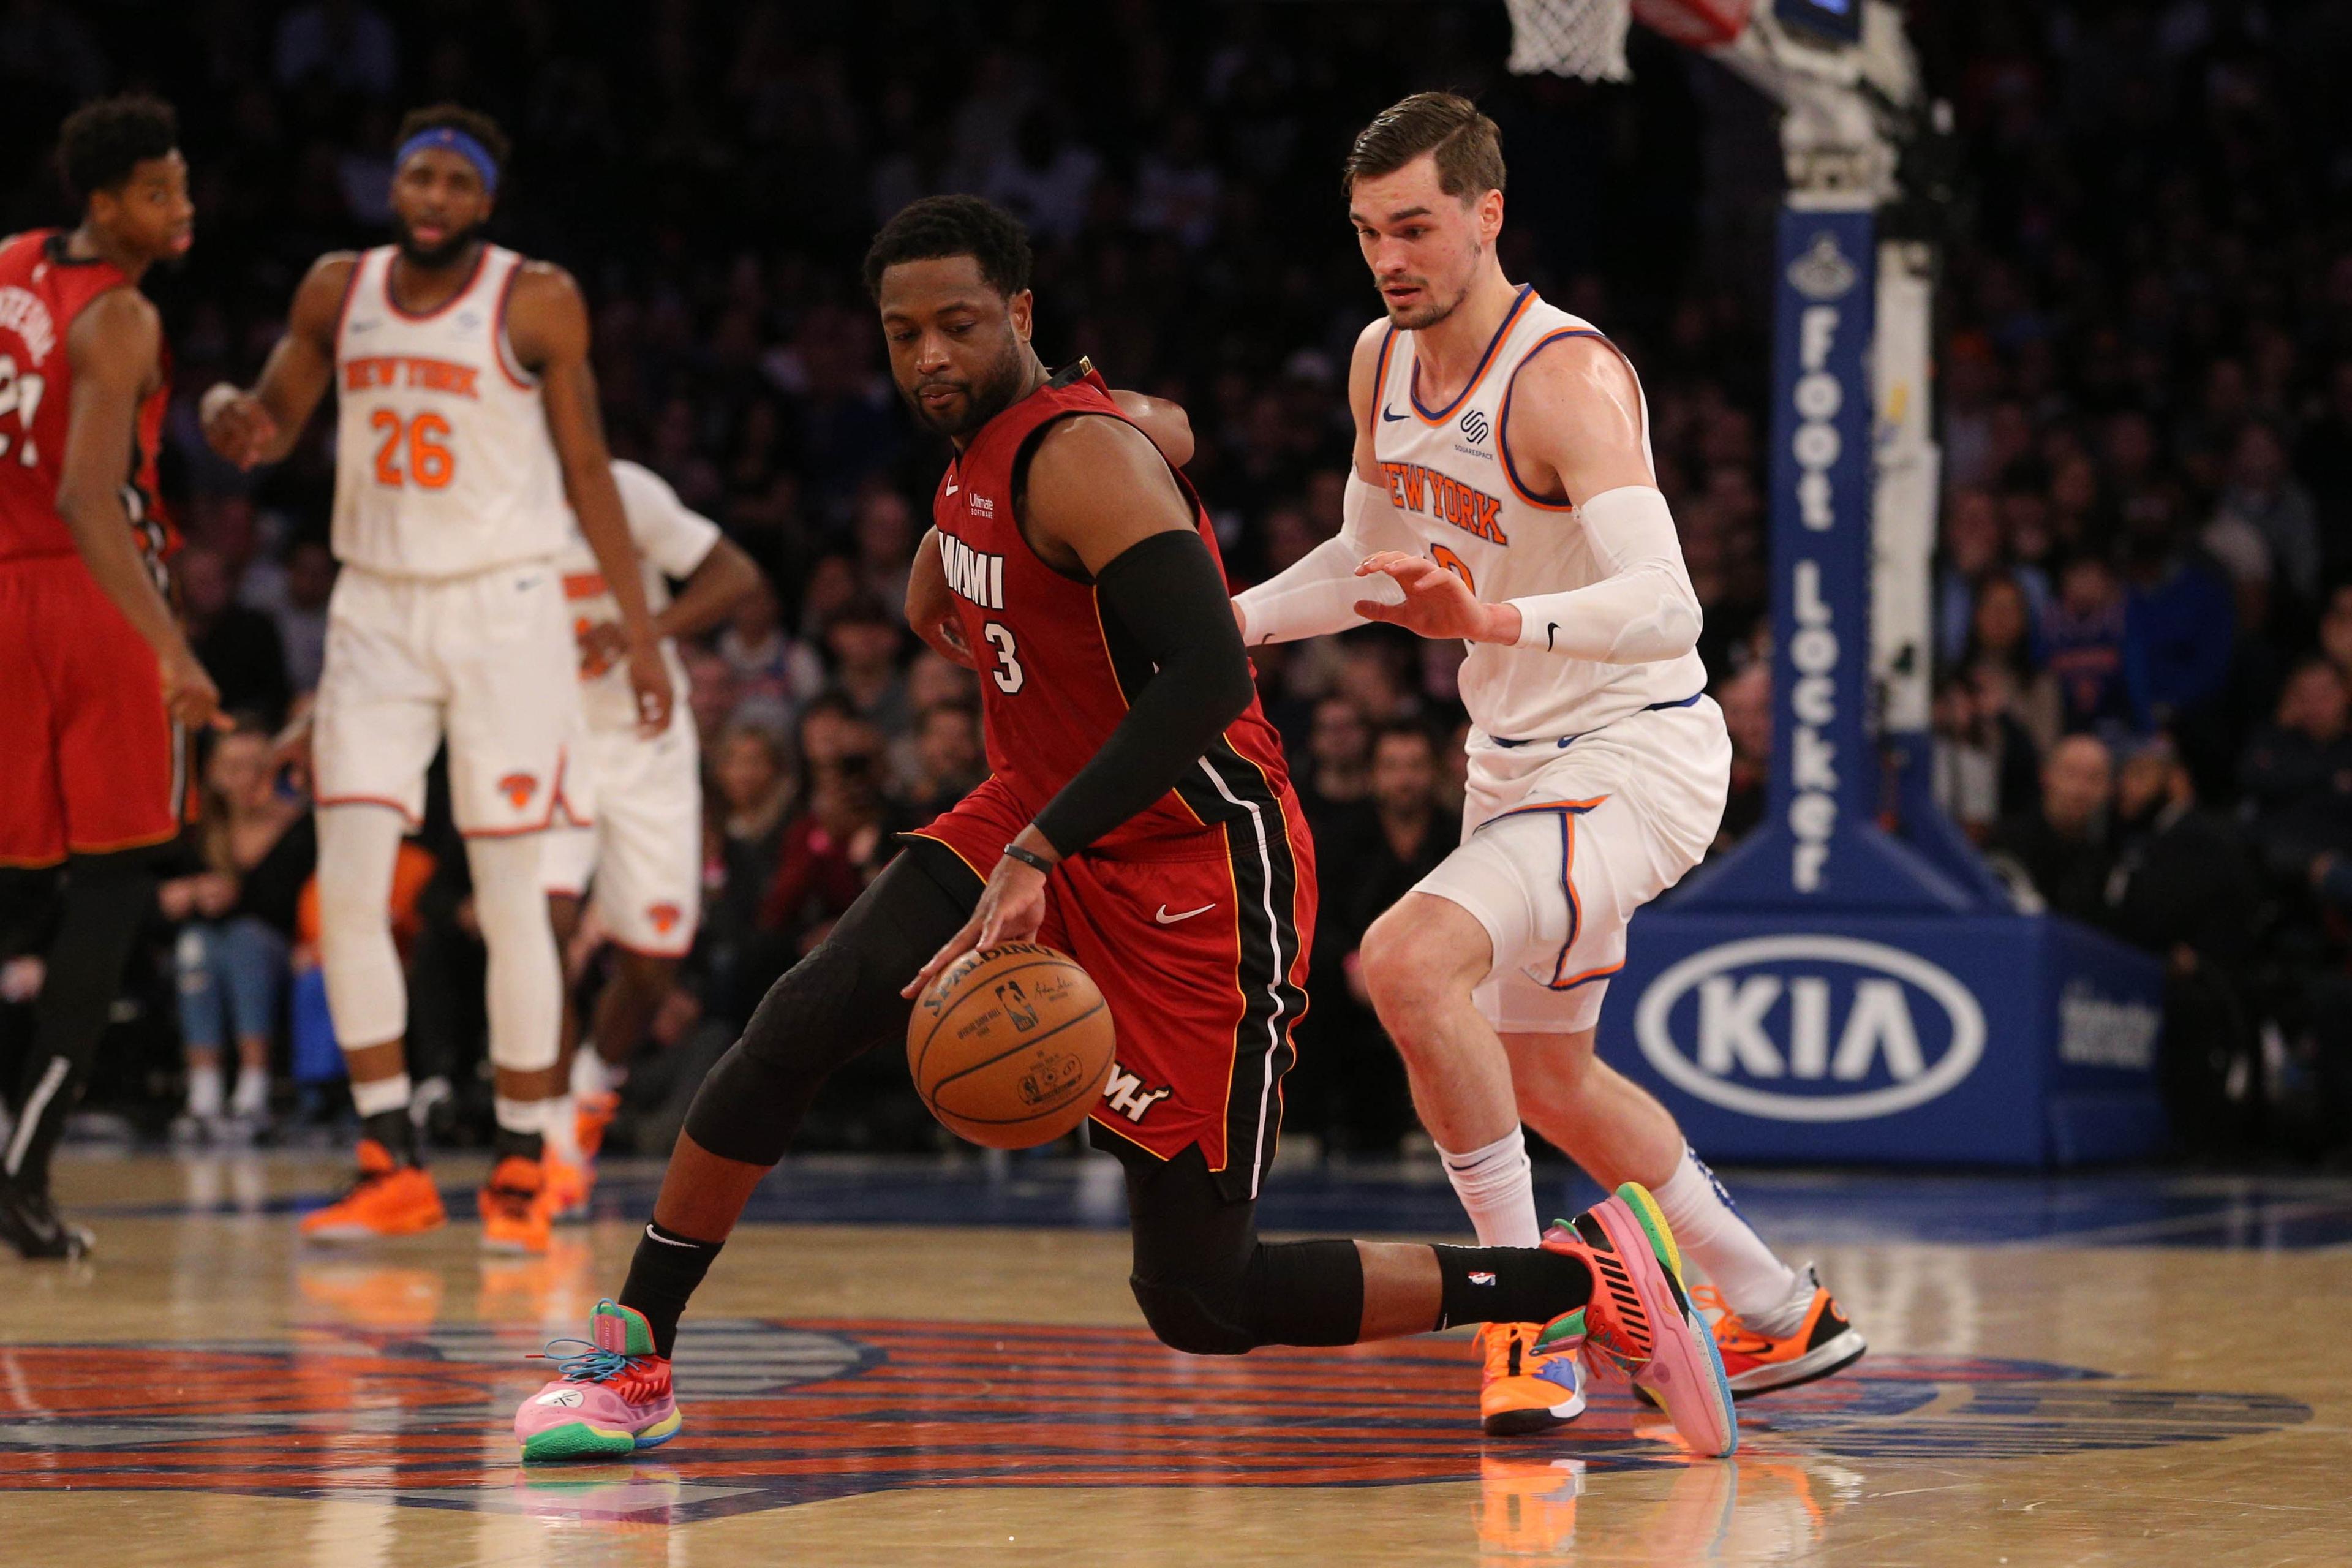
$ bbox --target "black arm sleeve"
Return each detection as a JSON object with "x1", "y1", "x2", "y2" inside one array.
[{"x1": 1030, "y1": 529, "x2": 1257, "y2": 858}]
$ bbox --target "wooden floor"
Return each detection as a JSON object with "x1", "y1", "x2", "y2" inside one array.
[{"x1": 2, "y1": 1152, "x2": 2346, "y2": 1567}]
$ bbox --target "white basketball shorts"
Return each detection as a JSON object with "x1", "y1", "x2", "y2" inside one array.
[
  {"x1": 1412, "y1": 694, "x2": 1731, "y2": 1035},
  {"x1": 312, "y1": 562, "x2": 589, "y2": 835},
  {"x1": 541, "y1": 714, "x2": 703, "y2": 956}
]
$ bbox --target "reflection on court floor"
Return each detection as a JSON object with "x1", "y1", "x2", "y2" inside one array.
[{"x1": 0, "y1": 1152, "x2": 2345, "y2": 1567}]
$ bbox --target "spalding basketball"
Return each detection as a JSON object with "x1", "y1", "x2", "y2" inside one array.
[{"x1": 908, "y1": 942, "x2": 1117, "y2": 1150}]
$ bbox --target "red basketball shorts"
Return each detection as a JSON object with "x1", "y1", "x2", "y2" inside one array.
[
  {"x1": 908, "y1": 773, "x2": 1317, "y2": 1201},
  {"x1": 0, "y1": 556, "x2": 186, "y2": 868}
]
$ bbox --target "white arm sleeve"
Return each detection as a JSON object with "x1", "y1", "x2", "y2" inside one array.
[
  {"x1": 1232, "y1": 475, "x2": 1409, "y2": 645},
  {"x1": 1505, "y1": 485, "x2": 1702, "y2": 663}
]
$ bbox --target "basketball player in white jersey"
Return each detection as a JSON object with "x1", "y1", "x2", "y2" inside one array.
[
  {"x1": 1235, "y1": 94, "x2": 1863, "y2": 1434},
  {"x1": 199, "y1": 106, "x2": 672, "y2": 1253},
  {"x1": 540, "y1": 459, "x2": 760, "y2": 1219}
]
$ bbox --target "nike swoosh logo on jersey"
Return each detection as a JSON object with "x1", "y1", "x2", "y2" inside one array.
[
  {"x1": 1380, "y1": 404, "x2": 1409, "y2": 422},
  {"x1": 1155, "y1": 903, "x2": 1215, "y2": 925},
  {"x1": 1545, "y1": 622, "x2": 1560, "y2": 652}
]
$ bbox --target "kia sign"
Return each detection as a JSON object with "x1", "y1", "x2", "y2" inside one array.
[{"x1": 1632, "y1": 934, "x2": 1986, "y2": 1123}]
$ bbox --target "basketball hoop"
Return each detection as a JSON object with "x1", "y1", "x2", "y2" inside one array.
[{"x1": 1505, "y1": 0, "x2": 1754, "y2": 82}]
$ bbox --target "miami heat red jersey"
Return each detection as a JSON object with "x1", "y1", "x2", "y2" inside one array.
[
  {"x1": 0, "y1": 230, "x2": 170, "y2": 565},
  {"x1": 930, "y1": 363, "x2": 1295, "y2": 853}
]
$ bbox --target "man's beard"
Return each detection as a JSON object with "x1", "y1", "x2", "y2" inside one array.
[
  {"x1": 393, "y1": 216, "x2": 484, "y2": 270},
  {"x1": 905, "y1": 350, "x2": 1030, "y2": 439}
]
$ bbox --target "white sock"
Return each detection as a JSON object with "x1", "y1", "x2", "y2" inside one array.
[
  {"x1": 571, "y1": 1049, "x2": 626, "y2": 1099},
  {"x1": 1437, "y1": 1126, "x2": 1542, "y2": 1249},
  {"x1": 542, "y1": 1093, "x2": 583, "y2": 1165},
  {"x1": 230, "y1": 1067, "x2": 270, "y2": 1117},
  {"x1": 186, "y1": 1063, "x2": 224, "y2": 1119},
  {"x1": 1653, "y1": 1146, "x2": 1803, "y2": 1331},
  {"x1": 350, "y1": 1072, "x2": 412, "y2": 1119},
  {"x1": 492, "y1": 1095, "x2": 545, "y2": 1138}
]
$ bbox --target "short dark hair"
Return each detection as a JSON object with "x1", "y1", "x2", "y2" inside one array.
[
  {"x1": 394, "y1": 104, "x2": 512, "y2": 172},
  {"x1": 1371, "y1": 720, "x2": 1438, "y2": 756},
  {"x1": 1343, "y1": 91, "x2": 1506, "y2": 202},
  {"x1": 863, "y1": 195, "x2": 1033, "y2": 303},
  {"x1": 58, "y1": 95, "x2": 178, "y2": 203}
]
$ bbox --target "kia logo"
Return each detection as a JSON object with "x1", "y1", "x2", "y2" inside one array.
[{"x1": 1633, "y1": 935, "x2": 1986, "y2": 1122}]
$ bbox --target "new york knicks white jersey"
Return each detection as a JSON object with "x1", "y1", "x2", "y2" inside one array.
[
  {"x1": 552, "y1": 460, "x2": 718, "y2": 733},
  {"x1": 331, "y1": 244, "x2": 570, "y2": 579},
  {"x1": 1369, "y1": 285, "x2": 1708, "y2": 741}
]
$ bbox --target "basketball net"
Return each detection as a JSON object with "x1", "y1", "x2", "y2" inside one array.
[{"x1": 1503, "y1": 0, "x2": 1634, "y2": 81}]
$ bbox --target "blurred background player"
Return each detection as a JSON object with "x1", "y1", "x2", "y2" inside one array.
[
  {"x1": 542, "y1": 459, "x2": 760, "y2": 1217},
  {"x1": 200, "y1": 105, "x2": 671, "y2": 1253},
  {"x1": 511, "y1": 197, "x2": 1733, "y2": 1466},
  {"x1": 0, "y1": 96, "x2": 213, "y2": 1259},
  {"x1": 1235, "y1": 94, "x2": 1861, "y2": 1433}
]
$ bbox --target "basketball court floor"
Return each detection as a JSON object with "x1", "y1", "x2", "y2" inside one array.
[{"x1": 2, "y1": 1150, "x2": 2346, "y2": 1566}]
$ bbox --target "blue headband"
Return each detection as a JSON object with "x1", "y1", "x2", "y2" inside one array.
[{"x1": 394, "y1": 127, "x2": 499, "y2": 194}]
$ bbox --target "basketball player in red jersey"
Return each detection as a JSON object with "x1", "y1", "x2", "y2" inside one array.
[
  {"x1": 0, "y1": 97, "x2": 216, "y2": 1259},
  {"x1": 512, "y1": 197, "x2": 1733, "y2": 1463}
]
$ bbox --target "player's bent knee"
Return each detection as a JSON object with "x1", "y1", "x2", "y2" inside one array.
[
  {"x1": 682, "y1": 939, "x2": 905, "y2": 1166},
  {"x1": 1129, "y1": 1272, "x2": 1258, "y2": 1356}
]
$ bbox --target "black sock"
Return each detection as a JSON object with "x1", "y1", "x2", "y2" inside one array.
[
  {"x1": 7, "y1": 858, "x2": 154, "y2": 1194},
  {"x1": 1432, "y1": 1244, "x2": 1593, "y2": 1332},
  {"x1": 492, "y1": 1123, "x2": 545, "y2": 1164},
  {"x1": 620, "y1": 1220, "x2": 724, "y2": 1357},
  {"x1": 360, "y1": 1107, "x2": 419, "y2": 1166}
]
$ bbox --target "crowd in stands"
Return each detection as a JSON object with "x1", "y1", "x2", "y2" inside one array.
[{"x1": 3, "y1": 0, "x2": 2350, "y2": 1163}]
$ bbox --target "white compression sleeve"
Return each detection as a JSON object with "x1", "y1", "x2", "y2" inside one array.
[
  {"x1": 467, "y1": 834, "x2": 564, "y2": 1074},
  {"x1": 1232, "y1": 474, "x2": 1408, "y2": 645},
  {"x1": 1504, "y1": 485, "x2": 1703, "y2": 663},
  {"x1": 315, "y1": 805, "x2": 408, "y2": 1050}
]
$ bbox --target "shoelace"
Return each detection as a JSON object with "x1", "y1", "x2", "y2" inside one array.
[{"x1": 527, "y1": 1335, "x2": 644, "y2": 1384}]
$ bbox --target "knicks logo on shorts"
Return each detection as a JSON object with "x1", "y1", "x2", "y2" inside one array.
[
  {"x1": 497, "y1": 772, "x2": 538, "y2": 809},
  {"x1": 647, "y1": 902, "x2": 683, "y2": 936}
]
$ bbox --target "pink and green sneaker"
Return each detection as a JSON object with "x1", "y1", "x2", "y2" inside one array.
[{"x1": 515, "y1": 1300, "x2": 682, "y2": 1462}]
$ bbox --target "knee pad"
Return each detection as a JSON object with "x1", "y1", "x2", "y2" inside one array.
[
  {"x1": 1128, "y1": 1270, "x2": 1257, "y2": 1357},
  {"x1": 684, "y1": 938, "x2": 905, "y2": 1166}
]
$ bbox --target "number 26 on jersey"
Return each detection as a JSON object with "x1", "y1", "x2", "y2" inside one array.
[{"x1": 369, "y1": 409, "x2": 454, "y2": 489}]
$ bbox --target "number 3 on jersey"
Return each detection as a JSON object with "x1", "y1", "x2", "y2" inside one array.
[
  {"x1": 370, "y1": 409, "x2": 455, "y2": 489},
  {"x1": 983, "y1": 620, "x2": 1023, "y2": 693}
]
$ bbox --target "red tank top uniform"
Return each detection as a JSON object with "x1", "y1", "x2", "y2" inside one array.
[
  {"x1": 0, "y1": 230, "x2": 185, "y2": 867},
  {"x1": 908, "y1": 363, "x2": 1319, "y2": 1199}
]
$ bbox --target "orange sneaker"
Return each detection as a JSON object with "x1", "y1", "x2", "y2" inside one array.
[
  {"x1": 575, "y1": 1091, "x2": 620, "y2": 1161},
  {"x1": 541, "y1": 1155, "x2": 592, "y2": 1225},
  {"x1": 301, "y1": 1140, "x2": 447, "y2": 1242},
  {"x1": 1477, "y1": 1320, "x2": 1587, "y2": 1436},
  {"x1": 481, "y1": 1155, "x2": 552, "y2": 1254},
  {"x1": 1701, "y1": 1265, "x2": 1866, "y2": 1397}
]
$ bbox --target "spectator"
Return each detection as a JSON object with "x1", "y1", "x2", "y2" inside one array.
[
  {"x1": 163, "y1": 722, "x2": 316, "y2": 1138},
  {"x1": 272, "y1": 539, "x2": 336, "y2": 695},
  {"x1": 179, "y1": 545, "x2": 291, "y2": 726},
  {"x1": 718, "y1": 579, "x2": 815, "y2": 733},
  {"x1": 2209, "y1": 422, "x2": 2321, "y2": 613},
  {"x1": 1961, "y1": 572, "x2": 2061, "y2": 753},
  {"x1": 702, "y1": 721, "x2": 797, "y2": 1023},
  {"x1": 2236, "y1": 658, "x2": 2352, "y2": 883},
  {"x1": 1715, "y1": 662, "x2": 1770, "y2": 848},
  {"x1": 1931, "y1": 672, "x2": 2039, "y2": 843},
  {"x1": 824, "y1": 595, "x2": 913, "y2": 736},
  {"x1": 2103, "y1": 736, "x2": 2266, "y2": 1155},
  {"x1": 2042, "y1": 554, "x2": 2132, "y2": 736},
  {"x1": 2119, "y1": 488, "x2": 2235, "y2": 760},
  {"x1": 892, "y1": 703, "x2": 983, "y2": 827},
  {"x1": 761, "y1": 716, "x2": 897, "y2": 952},
  {"x1": 271, "y1": 0, "x2": 396, "y2": 99},
  {"x1": 1295, "y1": 695, "x2": 1373, "y2": 831},
  {"x1": 1987, "y1": 734, "x2": 2114, "y2": 922}
]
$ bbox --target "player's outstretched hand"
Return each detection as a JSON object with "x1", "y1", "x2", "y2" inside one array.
[
  {"x1": 627, "y1": 644, "x2": 674, "y2": 736},
  {"x1": 1353, "y1": 551, "x2": 1515, "y2": 643},
  {"x1": 198, "y1": 383, "x2": 279, "y2": 470},
  {"x1": 903, "y1": 853, "x2": 1050, "y2": 1000}
]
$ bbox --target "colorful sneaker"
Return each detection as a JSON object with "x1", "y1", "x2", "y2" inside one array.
[
  {"x1": 481, "y1": 1155, "x2": 552, "y2": 1254},
  {"x1": 1535, "y1": 1183, "x2": 1738, "y2": 1458},
  {"x1": 516, "y1": 1300, "x2": 682, "y2": 1462},
  {"x1": 1477, "y1": 1321, "x2": 1587, "y2": 1436},
  {"x1": 541, "y1": 1156, "x2": 592, "y2": 1225},
  {"x1": 1702, "y1": 1264, "x2": 1866, "y2": 1397},
  {"x1": 299, "y1": 1140, "x2": 447, "y2": 1242},
  {"x1": 575, "y1": 1091, "x2": 620, "y2": 1161}
]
